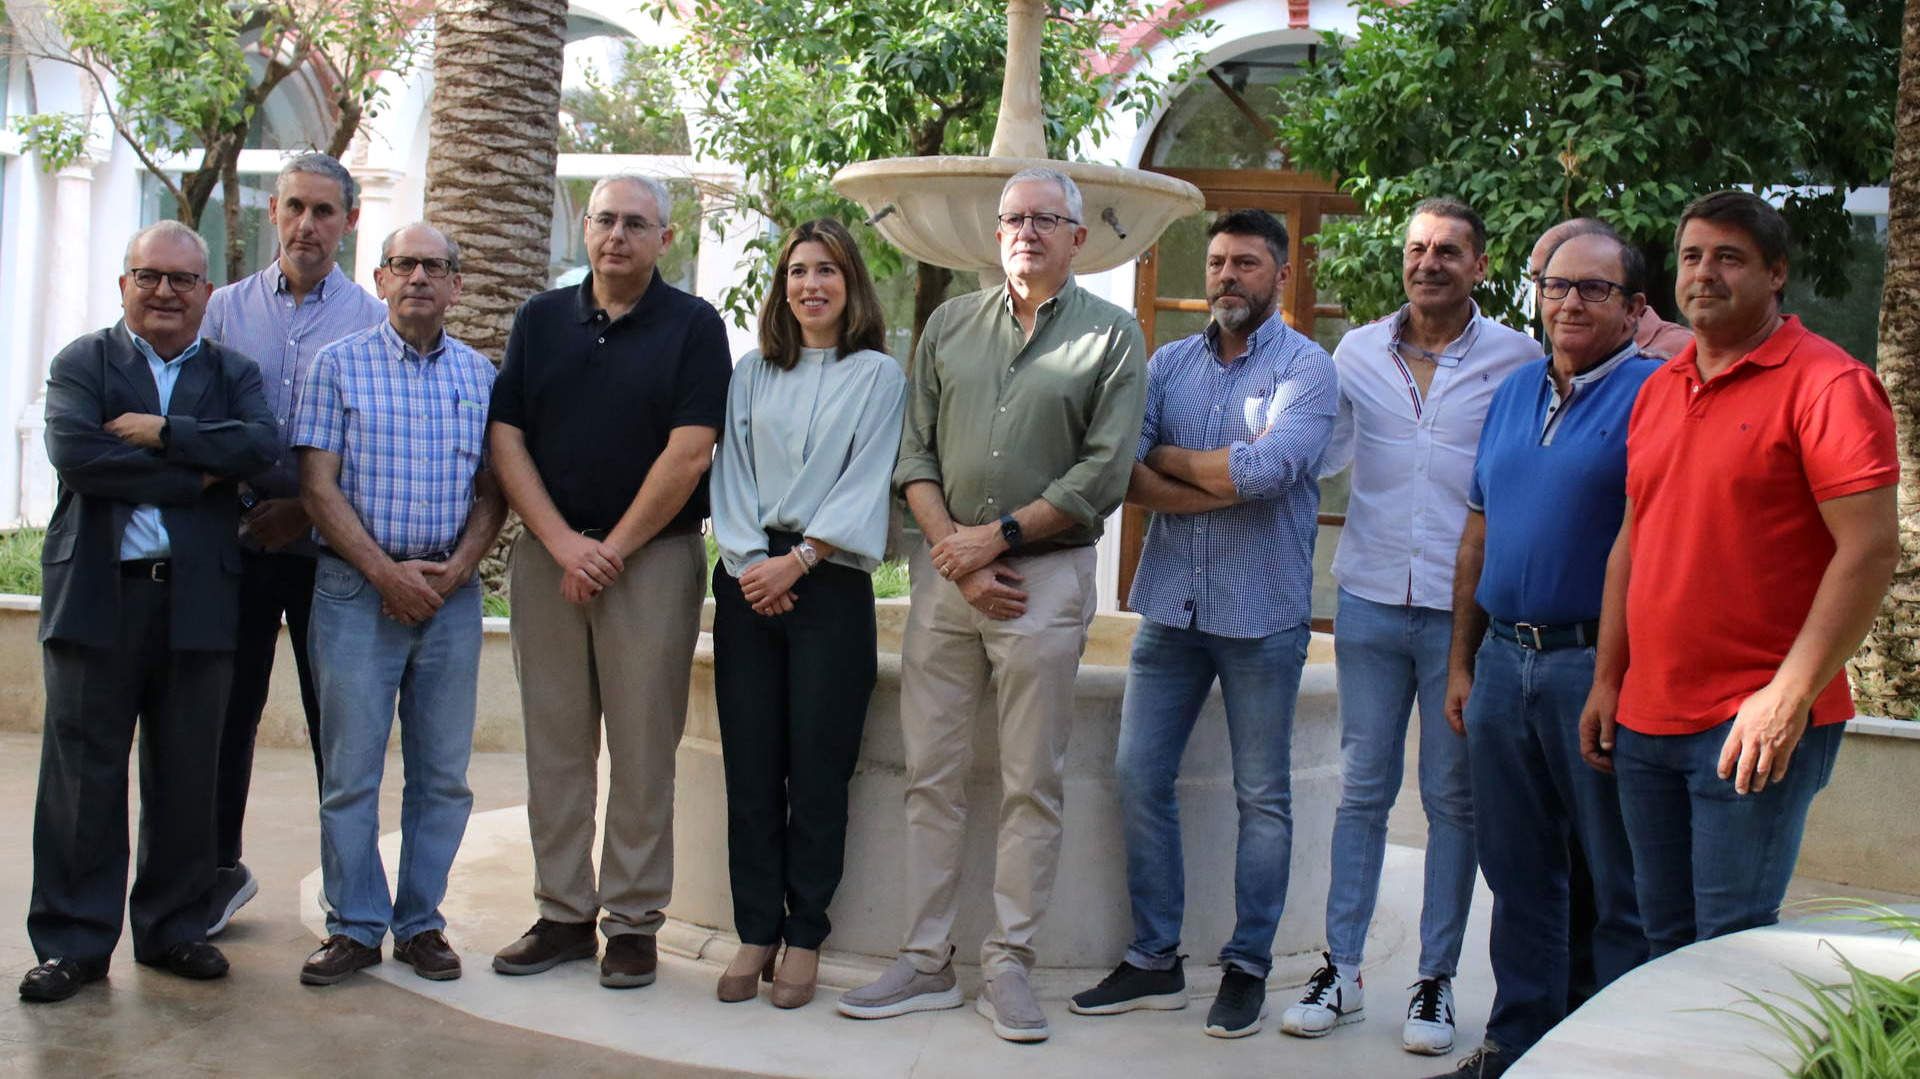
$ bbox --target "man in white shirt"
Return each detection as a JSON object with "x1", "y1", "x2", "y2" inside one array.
[{"x1": 1279, "y1": 198, "x2": 1536, "y2": 1059}]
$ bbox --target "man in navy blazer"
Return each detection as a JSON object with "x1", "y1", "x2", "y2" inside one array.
[{"x1": 21, "y1": 221, "x2": 278, "y2": 1003}]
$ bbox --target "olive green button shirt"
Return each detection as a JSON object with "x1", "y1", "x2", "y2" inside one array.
[{"x1": 894, "y1": 281, "x2": 1147, "y2": 551}]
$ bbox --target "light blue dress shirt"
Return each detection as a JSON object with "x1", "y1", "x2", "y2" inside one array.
[
  {"x1": 119, "y1": 332, "x2": 202, "y2": 561},
  {"x1": 712, "y1": 346, "x2": 908, "y2": 576}
]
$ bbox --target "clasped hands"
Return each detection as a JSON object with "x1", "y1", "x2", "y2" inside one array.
[
  {"x1": 375, "y1": 559, "x2": 470, "y2": 625},
  {"x1": 551, "y1": 531, "x2": 625, "y2": 606},
  {"x1": 738, "y1": 552, "x2": 805, "y2": 616},
  {"x1": 930, "y1": 523, "x2": 1026, "y2": 621}
]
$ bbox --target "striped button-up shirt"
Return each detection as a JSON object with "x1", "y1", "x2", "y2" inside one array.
[
  {"x1": 1128, "y1": 311, "x2": 1339, "y2": 637},
  {"x1": 291, "y1": 321, "x2": 495, "y2": 560},
  {"x1": 204, "y1": 262, "x2": 386, "y2": 499}
]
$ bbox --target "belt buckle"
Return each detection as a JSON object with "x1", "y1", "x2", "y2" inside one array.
[
  {"x1": 580, "y1": 528, "x2": 608, "y2": 540},
  {"x1": 1514, "y1": 621, "x2": 1544, "y2": 650},
  {"x1": 148, "y1": 560, "x2": 169, "y2": 583}
]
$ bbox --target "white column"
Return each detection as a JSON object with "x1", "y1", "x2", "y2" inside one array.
[
  {"x1": 16, "y1": 161, "x2": 101, "y2": 526},
  {"x1": 350, "y1": 168, "x2": 406, "y2": 289}
]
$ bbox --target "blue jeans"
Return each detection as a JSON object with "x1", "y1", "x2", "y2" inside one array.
[
  {"x1": 1326, "y1": 589, "x2": 1475, "y2": 979},
  {"x1": 1614, "y1": 718, "x2": 1844, "y2": 958},
  {"x1": 309, "y1": 556, "x2": 480, "y2": 947},
  {"x1": 1465, "y1": 635, "x2": 1645, "y2": 1054},
  {"x1": 1116, "y1": 620, "x2": 1310, "y2": 978}
]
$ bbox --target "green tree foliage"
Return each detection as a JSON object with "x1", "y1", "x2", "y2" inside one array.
[
  {"x1": 653, "y1": 0, "x2": 1212, "y2": 342},
  {"x1": 1278, "y1": 0, "x2": 1900, "y2": 323},
  {"x1": 558, "y1": 41, "x2": 690, "y2": 155},
  {"x1": 6, "y1": 0, "x2": 417, "y2": 274}
]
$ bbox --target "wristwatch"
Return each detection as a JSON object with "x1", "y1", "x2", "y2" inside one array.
[
  {"x1": 998, "y1": 513, "x2": 1023, "y2": 551},
  {"x1": 791, "y1": 541, "x2": 821, "y2": 573}
]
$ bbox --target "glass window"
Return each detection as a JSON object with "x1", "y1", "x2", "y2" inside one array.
[
  {"x1": 1148, "y1": 44, "x2": 1314, "y2": 170},
  {"x1": 142, "y1": 173, "x2": 357, "y2": 287}
]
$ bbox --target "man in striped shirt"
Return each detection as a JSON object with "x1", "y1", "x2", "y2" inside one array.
[
  {"x1": 291, "y1": 223, "x2": 506, "y2": 987},
  {"x1": 1069, "y1": 210, "x2": 1336, "y2": 1038}
]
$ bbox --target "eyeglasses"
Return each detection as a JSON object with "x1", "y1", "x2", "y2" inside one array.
[
  {"x1": 382, "y1": 256, "x2": 455, "y2": 278},
  {"x1": 585, "y1": 212, "x2": 662, "y2": 233},
  {"x1": 996, "y1": 212, "x2": 1079, "y2": 235},
  {"x1": 127, "y1": 268, "x2": 203, "y2": 292},
  {"x1": 1538, "y1": 276, "x2": 1627, "y2": 302}
]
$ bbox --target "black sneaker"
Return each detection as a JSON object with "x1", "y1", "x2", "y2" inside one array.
[
  {"x1": 1425, "y1": 1044, "x2": 1511, "y2": 1079},
  {"x1": 1068, "y1": 957, "x2": 1189, "y2": 1015},
  {"x1": 1204, "y1": 967, "x2": 1268, "y2": 1038}
]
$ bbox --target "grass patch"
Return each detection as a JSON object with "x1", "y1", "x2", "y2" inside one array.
[
  {"x1": 1729, "y1": 901, "x2": 1920, "y2": 1077},
  {"x1": 0, "y1": 529, "x2": 44, "y2": 596}
]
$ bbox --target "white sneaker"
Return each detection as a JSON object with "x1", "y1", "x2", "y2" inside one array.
[
  {"x1": 1279, "y1": 952, "x2": 1364, "y2": 1038},
  {"x1": 1403, "y1": 977, "x2": 1456, "y2": 1055}
]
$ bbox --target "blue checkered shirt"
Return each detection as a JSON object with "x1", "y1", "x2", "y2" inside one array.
[
  {"x1": 1128, "y1": 311, "x2": 1338, "y2": 638},
  {"x1": 291, "y1": 321, "x2": 496, "y2": 559}
]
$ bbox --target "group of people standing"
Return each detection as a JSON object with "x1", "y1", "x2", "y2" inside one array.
[{"x1": 17, "y1": 149, "x2": 1898, "y2": 1079}]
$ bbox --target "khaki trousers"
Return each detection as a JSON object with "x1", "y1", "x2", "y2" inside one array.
[
  {"x1": 898, "y1": 543, "x2": 1097, "y2": 975},
  {"x1": 509, "y1": 530, "x2": 705, "y2": 936}
]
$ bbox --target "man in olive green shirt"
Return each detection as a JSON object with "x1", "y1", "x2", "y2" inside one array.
[{"x1": 835, "y1": 167, "x2": 1147, "y2": 1043}]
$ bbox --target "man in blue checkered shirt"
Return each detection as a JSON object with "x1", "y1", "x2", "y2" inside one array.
[
  {"x1": 291, "y1": 222, "x2": 506, "y2": 988},
  {"x1": 1069, "y1": 210, "x2": 1337, "y2": 1038}
]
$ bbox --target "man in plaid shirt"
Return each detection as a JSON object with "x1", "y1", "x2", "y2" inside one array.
[{"x1": 290, "y1": 222, "x2": 506, "y2": 987}]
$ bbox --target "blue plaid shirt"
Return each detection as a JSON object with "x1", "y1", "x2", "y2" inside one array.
[
  {"x1": 291, "y1": 320, "x2": 495, "y2": 559},
  {"x1": 1128, "y1": 311, "x2": 1339, "y2": 638}
]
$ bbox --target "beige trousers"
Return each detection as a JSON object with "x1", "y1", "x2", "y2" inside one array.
[
  {"x1": 898, "y1": 542, "x2": 1097, "y2": 975},
  {"x1": 509, "y1": 530, "x2": 705, "y2": 936}
]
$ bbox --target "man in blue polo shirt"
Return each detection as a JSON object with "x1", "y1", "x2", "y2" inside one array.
[{"x1": 1433, "y1": 228, "x2": 1658, "y2": 1079}]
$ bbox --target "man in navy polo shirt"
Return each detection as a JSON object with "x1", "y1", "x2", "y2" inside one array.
[{"x1": 1433, "y1": 229, "x2": 1657, "y2": 1079}]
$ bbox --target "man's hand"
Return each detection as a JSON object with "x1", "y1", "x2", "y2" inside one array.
[
  {"x1": 418, "y1": 559, "x2": 475, "y2": 600},
  {"x1": 930, "y1": 522, "x2": 1009, "y2": 581},
  {"x1": 956, "y1": 562, "x2": 1027, "y2": 621},
  {"x1": 740, "y1": 554, "x2": 805, "y2": 616},
  {"x1": 374, "y1": 560, "x2": 445, "y2": 625},
  {"x1": 106, "y1": 412, "x2": 166, "y2": 450},
  {"x1": 1444, "y1": 667, "x2": 1473, "y2": 737},
  {"x1": 1579, "y1": 682, "x2": 1620, "y2": 775},
  {"x1": 242, "y1": 497, "x2": 310, "y2": 551},
  {"x1": 1718, "y1": 680, "x2": 1812, "y2": 795},
  {"x1": 548, "y1": 531, "x2": 625, "y2": 604}
]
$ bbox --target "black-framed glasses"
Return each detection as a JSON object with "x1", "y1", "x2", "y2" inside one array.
[
  {"x1": 382, "y1": 256, "x2": 455, "y2": 278},
  {"x1": 127, "y1": 268, "x2": 203, "y2": 292},
  {"x1": 1538, "y1": 276, "x2": 1627, "y2": 302},
  {"x1": 585, "y1": 212, "x2": 662, "y2": 233},
  {"x1": 996, "y1": 212, "x2": 1079, "y2": 235}
]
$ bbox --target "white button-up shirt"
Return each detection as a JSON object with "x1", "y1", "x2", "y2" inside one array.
[{"x1": 1320, "y1": 302, "x2": 1539, "y2": 610}]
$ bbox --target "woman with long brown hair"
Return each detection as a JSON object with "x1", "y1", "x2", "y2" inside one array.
[{"x1": 708, "y1": 218, "x2": 906, "y2": 1008}]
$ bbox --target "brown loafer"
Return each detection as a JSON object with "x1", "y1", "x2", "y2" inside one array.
[
  {"x1": 600, "y1": 933, "x2": 657, "y2": 989},
  {"x1": 393, "y1": 929, "x2": 462, "y2": 981},
  {"x1": 300, "y1": 934, "x2": 381, "y2": 985},
  {"x1": 491, "y1": 919, "x2": 596, "y2": 975},
  {"x1": 771, "y1": 945, "x2": 818, "y2": 1009},
  {"x1": 716, "y1": 943, "x2": 777, "y2": 1003}
]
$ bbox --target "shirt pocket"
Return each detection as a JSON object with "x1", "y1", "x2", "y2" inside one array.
[{"x1": 450, "y1": 396, "x2": 488, "y2": 463}]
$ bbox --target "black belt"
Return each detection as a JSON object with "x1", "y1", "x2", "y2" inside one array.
[
  {"x1": 578, "y1": 523, "x2": 699, "y2": 542},
  {"x1": 120, "y1": 558, "x2": 171, "y2": 582},
  {"x1": 1490, "y1": 618, "x2": 1599, "y2": 652},
  {"x1": 319, "y1": 548, "x2": 452, "y2": 564}
]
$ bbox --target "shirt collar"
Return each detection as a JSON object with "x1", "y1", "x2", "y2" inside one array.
[
  {"x1": 574, "y1": 270, "x2": 663, "y2": 325},
  {"x1": 128, "y1": 328, "x2": 203, "y2": 367},
  {"x1": 1002, "y1": 278, "x2": 1076, "y2": 320},
  {"x1": 1549, "y1": 338, "x2": 1640, "y2": 392},
  {"x1": 272, "y1": 260, "x2": 341, "y2": 301},
  {"x1": 1206, "y1": 306, "x2": 1286, "y2": 359},
  {"x1": 380, "y1": 319, "x2": 446, "y2": 363},
  {"x1": 1663, "y1": 314, "x2": 1804, "y2": 379},
  {"x1": 1388, "y1": 300, "x2": 1483, "y2": 368}
]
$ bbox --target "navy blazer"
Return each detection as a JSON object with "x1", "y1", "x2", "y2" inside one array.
[{"x1": 40, "y1": 322, "x2": 278, "y2": 651}]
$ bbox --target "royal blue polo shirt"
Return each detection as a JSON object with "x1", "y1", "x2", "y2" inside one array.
[{"x1": 1468, "y1": 342, "x2": 1661, "y2": 625}]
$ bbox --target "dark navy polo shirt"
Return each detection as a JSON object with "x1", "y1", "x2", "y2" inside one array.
[
  {"x1": 490, "y1": 272, "x2": 732, "y2": 534},
  {"x1": 1468, "y1": 342, "x2": 1660, "y2": 625}
]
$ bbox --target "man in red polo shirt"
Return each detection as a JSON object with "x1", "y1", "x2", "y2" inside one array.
[{"x1": 1579, "y1": 191, "x2": 1898, "y2": 957}]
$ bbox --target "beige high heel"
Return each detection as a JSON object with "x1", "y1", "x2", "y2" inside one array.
[
  {"x1": 770, "y1": 946, "x2": 818, "y2": 1009},
  {"x1": 717, "y1": 943, "x2": 777, "y2": 1003}
]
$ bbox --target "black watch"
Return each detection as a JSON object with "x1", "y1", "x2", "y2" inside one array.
[{"x1": 998, "y1": 512, "x2": 1023, "y2": 551}]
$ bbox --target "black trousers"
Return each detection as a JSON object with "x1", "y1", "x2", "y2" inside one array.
[
  {"x1": 711, "y1": 539, "x2": 876, "y2": 950},
  {"x1": 214, "y1": 550, "x2": 320, "y2": 866},
  {"x1": 29, "y1": 578, "x2": 233, "y2": 963}
]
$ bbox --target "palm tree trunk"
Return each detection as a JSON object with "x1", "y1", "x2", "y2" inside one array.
[
  {"x1": 1851, "y1": 0, "x2": 1920, "y2": 719},
  {"x1": 423, "y1": 0, "x2": 569, "y2": 362}
]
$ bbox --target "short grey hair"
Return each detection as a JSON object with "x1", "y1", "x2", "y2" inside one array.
[
  {"x1": 380, "y1": 222, "x2": 461, "y2": 273},
  {"x1": 124, "y1": 220, "x2": 210, "y2": 274},
  {"x1": 278, "y1": 152, "x2": 359, "y2": 214},
  {"x1": 1001, "y1": 166, "x2": 1084, "y2": 224},
  {"x1": 589, "y1": 173, "x2": 673, "y2": 224}
]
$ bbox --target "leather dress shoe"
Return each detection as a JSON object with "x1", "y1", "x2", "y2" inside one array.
[
  {"x1": 141, "y1": 941, "x2": 229, "y2": 980},
  {"x1": 600, "y1": 933, "x2": 657, "y2": 989},
  {"x1": 19, "y1": 957, "x2": 109, "y2": 1003},
  {"x1": 300, "y1": 934, "x2": 381, "y2": 985},
  {"x1": 394, "y1": 930, "x2": 462, "y2": 981}
]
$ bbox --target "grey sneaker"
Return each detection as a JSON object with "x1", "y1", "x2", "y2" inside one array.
[
  {"x1": 206, "y1": 863, "x2": 259, "y2": 938},
  {"x1": 975, "y1": 968, "x2": 1049, "y2": 1043},
  {"x1": 836, "y1": 956, "x2": 964, "y2": 1019}
]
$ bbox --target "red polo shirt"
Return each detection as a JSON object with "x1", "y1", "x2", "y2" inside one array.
[{"x1": 1618, "y1": 316, "x2": 1897, "y2": 736}]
